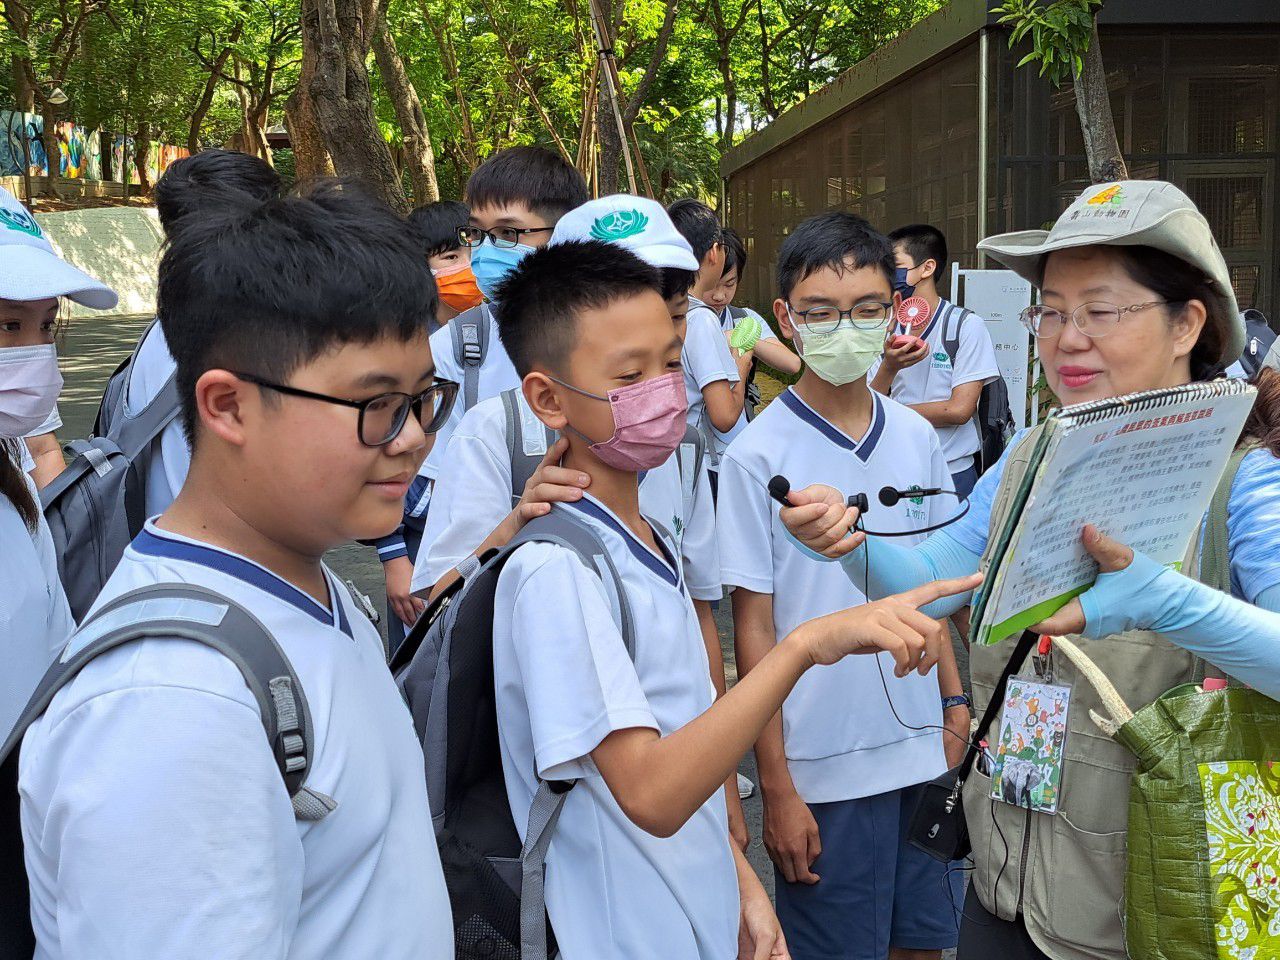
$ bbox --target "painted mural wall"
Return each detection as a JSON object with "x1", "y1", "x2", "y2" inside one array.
[{"x1": 2, "y1": 110, "x2": 187, "y2": 182}]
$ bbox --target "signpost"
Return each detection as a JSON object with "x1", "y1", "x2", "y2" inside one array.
[{"x1": 952, "y1": 266, "x2": 1036, "y2": 428}]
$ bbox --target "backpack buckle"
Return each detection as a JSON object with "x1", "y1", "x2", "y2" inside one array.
[{"x1": 462, "y1": 326, "x2": 482, "y2": 365}]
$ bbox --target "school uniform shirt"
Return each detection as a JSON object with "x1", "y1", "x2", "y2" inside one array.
[
  {"x1": 716, "y1": 388, "x2": 950, "y2": 803},
  {"x1": 19, "y1": 522, "x2": 453, "y2": 960},
  {"x1": 682, "y1": 298, "x2": 740, "y2": 441},
  {"x1": 125, "y1": 322, "x2": 191, "y2": 516},
  {"x1": 492, "y1": 495, "x2": 738, "y2": 959},
  {"x1": 711, "y1": 305, "x2": 777, "y2": 457},
  {"x1": 1, "y1": 442, "x2": 74, "y2": 742},
  {"x1": 411, "y1": 392, "x2": 720, "y2": 601},
  {"x1": 869, "y1": 299, "x2": 999, "y2": 475},
  {"x1": 422, "y1": 304, "x2": 519, "y2": 481}
]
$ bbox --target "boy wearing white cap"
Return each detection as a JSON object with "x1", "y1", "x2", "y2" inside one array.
[{"x1": 0, "y1": 186, "x2": 116, "y2": 738}]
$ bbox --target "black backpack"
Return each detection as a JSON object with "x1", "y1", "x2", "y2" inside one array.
[
  {"x1": 941, "y1": 304, "x2": 1014, "y2": 474},
  {"x1": 0, "y1": 583, "x2": 325, "y2": 960},
  {"x1": 1238, "y1": 309, "x2": 1276, "y2": 379}
]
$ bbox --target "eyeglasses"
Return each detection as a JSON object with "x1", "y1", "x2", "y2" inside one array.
[
  {"x1": 1020, "y1": 301, "x2": 1179, "y2": 339},
  {"x1": 458, "y1": 225, "x2": 554, "y2": 249},
  {"x1": 786, "y1": 301, "x2": 893, "y2": 335},
  {"x1": 234, "y1": 373, "x2": 459, "y2": 447}
]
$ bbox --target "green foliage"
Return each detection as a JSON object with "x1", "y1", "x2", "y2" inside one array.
[{"x1": 991, "y1": 0, "x2": 1102, "y2": 86}]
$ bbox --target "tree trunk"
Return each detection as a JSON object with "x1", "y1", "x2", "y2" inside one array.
[
  {"x1": 371, "y1": 13, "x2": 439, "y2": 204},
  {"x1": 11, "y1": 57, "x2": 35, "y2": 112},
  {"x1": 301, "y1": 0, "x2": 407, "y2": 212},
  {"x1": 189, "y1": 25, "x2": 244, "y2": 153},
  {"x1": 39, "y1": 107, "x2": 60, "y2": 197},
  {"x1": 286, "y1": 6, "x2": 335, "y2": 181},
  {"x1": 1072, "y1": 17, "x2": 1128, "y2": 184},
  {"x1": 133, "y1": 121, "x2": 153, "y2": 194}
]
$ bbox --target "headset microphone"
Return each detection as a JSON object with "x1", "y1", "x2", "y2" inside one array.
[{"x1": 878, "y1": 485, "x2": 945, "y2": 508}]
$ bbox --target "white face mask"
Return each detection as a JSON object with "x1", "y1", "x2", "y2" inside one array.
[{"x1": 0, "y1": 343, "x2": 63, "y2": 437}]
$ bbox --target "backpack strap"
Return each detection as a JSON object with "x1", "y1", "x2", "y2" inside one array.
[
  {"x1": 450, "y1": 304, "x2": 490, "y2": 412},
  {"x1": 727, "y1": 305, "x2": 748, "y2": 323},
  {"x1": 501, "y1": 387, "x2": 558, "y2": 507},
  {"x1": 0, "y1": 583, "x2": 332, "y2": 822},
  {"x1": 941, "y1": 303, "x2": 971, "y2": 368},
  {"x1": 1197, "y1": 441, "x2": 1261, "y2": 595},
  {"x1": 675, "y1": 423, "x2": 704, "y2": 523}
]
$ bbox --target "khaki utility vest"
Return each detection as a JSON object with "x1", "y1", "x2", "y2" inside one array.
[{"x1": 963, "y1": 426, "x2": 1248, "y2": 960}]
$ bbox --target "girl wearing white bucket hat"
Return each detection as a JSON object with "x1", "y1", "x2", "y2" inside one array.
[{"x1": 777, "y1": 180, "x2": 1280, "y2": 959}]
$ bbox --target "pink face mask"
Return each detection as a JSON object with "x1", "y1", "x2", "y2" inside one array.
[{"x1": 552, "y1": 371, "x2": 688, "y2": 471}]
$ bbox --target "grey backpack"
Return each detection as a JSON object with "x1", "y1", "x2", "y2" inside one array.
[
  {"x1": 499, "y1": 387, "x2": 704, "y2": 523},
  {"x1": 0, "y1": 583, "x2": 324, "y2": 960},
  {"x1": 941, "y1": 304, "x2": 1014, "y2": 474},
  {"x1": 725, "y1": 305, "x2": 762, "y2": 421},
  {"x1": 41, "y1": 322, "x2": 181, "y2": 620},
  {"x1": 391, "y1": 507, "x2": 637, "y2": 960},
  {"x1": 450, "y1": 304, "x2": 492, "y2": 413}
]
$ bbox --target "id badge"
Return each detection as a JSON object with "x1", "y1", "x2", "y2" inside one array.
[{"x1": 990, "y1": 676, "x2": 1072, "y2": 815}]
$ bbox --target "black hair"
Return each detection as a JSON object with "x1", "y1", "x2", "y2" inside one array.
[
  {"x1": 494, "y1": 240, "x2": 662, "y2": 377},
  {"x1": 464, "y1": 146, "x2": 588, "y2": 223},
  {"x1": 720, "y1": 226, "x2": 747, "y2": 277},
  {"x1": 667, "y1": 198, "x2": 721, "y2": 263},
  {"x1": 157, "y1": 179, "x2": 438, "y2": 444},
  {"x1": 777, "y1": 212, "x2": 895, "y2": 300},
  {"x1": 888, "y1": 224, "x2": 948, "y2": 285},
  {"x1": 1, "y1": 440, "x2": 37, "y2": 531},
  {"x1": 660, "y1": 267, "x2": 697, "y2": 302},
  {"x1": 1109, "y1": 245, "x2": 1233, "y2": 381},
  {"x1": 407, "y1": 200, "x2": 469, "y2": 258},
  {"x1": 153, "y1": 149, "x2": 282, "y2": 238}
]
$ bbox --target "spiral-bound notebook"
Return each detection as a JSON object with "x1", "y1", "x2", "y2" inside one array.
[{"x1": 972, "y1": 380, "x2": 1257, "y2": 647}]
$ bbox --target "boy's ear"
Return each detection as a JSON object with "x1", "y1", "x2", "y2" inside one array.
[
  {"x1": 774, "y1": 298, "x2": 796, "y2": 341},
  {"x1": 919, "y1": 257, "x2": 938, "y2": 282},
  {"x1": 706, "y1": 242, "x2": 725, "y2": 274},
  {"x1": 523, "y1": 371, "x2": 568, "y2": 431},
  {"x1": 195, "y1": 369, "x2": 255, "y2": 447}
]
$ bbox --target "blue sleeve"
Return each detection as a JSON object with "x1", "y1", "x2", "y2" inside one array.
[
  {"x1": 830, "y1": 530, "x2": 982, "y2": 619},
  {"x1": 1079, "y1": 550, "x2": 1280, "y2": 699},
  {"x1": 944, "y1": 428, "x2": 1028, "y2": 556},
  {"x1": 1226, "y1": 449, "x2": 1280, "y2": 603}
]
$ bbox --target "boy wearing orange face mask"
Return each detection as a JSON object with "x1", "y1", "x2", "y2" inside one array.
[{"x1": 407, "y1": 200, "x2": 484, "y2": 330}]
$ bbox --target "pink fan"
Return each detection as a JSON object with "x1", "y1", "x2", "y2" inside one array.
[{"x1": 895, "y1": 296, "x2": 932, "y2": 330}]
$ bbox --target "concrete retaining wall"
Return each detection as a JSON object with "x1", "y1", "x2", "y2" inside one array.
[{"x1": 34, "y1": 206, "x2": 162, "y2": 319}]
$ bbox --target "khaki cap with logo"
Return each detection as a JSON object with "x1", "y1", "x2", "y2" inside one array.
[{"x1": 978, "y1": 180, "x2": 1244, "y2": 367}]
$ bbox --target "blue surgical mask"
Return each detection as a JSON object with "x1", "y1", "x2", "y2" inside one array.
[
  {"x1": 470, "y1": 238, "x2": 537, "y2": 301},
  {"x1": 894, "y1": 267, "x2": 916, "y2": 300}
]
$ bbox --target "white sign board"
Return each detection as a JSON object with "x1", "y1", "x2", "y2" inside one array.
[{"x1": 951, "y1": 267, "x2": 1034, "y2": 429}]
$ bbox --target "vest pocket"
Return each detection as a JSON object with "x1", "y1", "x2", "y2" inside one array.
[{"x1": 1043, "y1": 811, "x2": 1128, "y2": 955}]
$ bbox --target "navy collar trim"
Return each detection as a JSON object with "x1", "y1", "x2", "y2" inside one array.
[
  {"x1": 566, "y1": 498, "x2": 681, "y2": 587},
  {"x1": 919, "y1": 299, "x2": 950, "y2": 342},
  {"x1": 779, "y1": 388, "x2": 885, "y2": 462},
  {"x1": 133, "y1": 526, "x2": 353, "y2": 638}
]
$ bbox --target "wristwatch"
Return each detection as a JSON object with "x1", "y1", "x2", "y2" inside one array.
[{"x1": 942, "y1": 694, "x2": 972, "y2": 711}]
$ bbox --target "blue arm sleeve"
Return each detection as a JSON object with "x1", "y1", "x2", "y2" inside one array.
[
  {"x1": 1080, "y1": 551, "x2": 1280, "y2": 699},
  {"x1": 836, "y1": 530, "x2": 982, "y2": 619}
]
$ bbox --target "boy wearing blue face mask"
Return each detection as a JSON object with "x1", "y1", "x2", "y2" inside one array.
[{"x1": 716, "y1": 212, "x2": 969, "y2": 960}]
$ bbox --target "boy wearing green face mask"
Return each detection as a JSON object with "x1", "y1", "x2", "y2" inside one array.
[{"x1": 715, "y1": 212, "x2": 969, "y2": 960}]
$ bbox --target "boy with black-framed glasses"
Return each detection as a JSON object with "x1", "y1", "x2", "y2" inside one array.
[{"x1": 17, "y1": 181, "x2": 457, "y2": 959}]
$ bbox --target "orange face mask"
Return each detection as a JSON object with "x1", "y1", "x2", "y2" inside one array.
[{"x1": 433, "y1": 262, "x2": 484, "y2": 312}]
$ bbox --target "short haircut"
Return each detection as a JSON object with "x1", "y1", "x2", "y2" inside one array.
[
  {"x1": 777, "y1": 212, "x2": 895, "y2": 301},
  {"x1": 408, "y1": 200, "x2": 469, "y2": 258},
  {"x1": 660, "y1": 267, "x2": 697, "y2": 302},
  {"x1": 494, "y1": 240, "x2": 662, "y2": 378},
  {"x1": 667, "y1": 198, "x2": 721, "y2": 262},
  {"x1": 464, "y1": 146, "x2": 588, "y2": 222},
  {"x1": 721, "y1": 226, "x2": 747, "y2": 277},
  {"x1": 888, "y1": 223, "x2": 949, "y2": 282},
  {"x1": 153, "y1": 149, "x2": 281, "y2": 238},
  {"x1": 157, "y1": 180, "x2": 438, "y2": 443}
]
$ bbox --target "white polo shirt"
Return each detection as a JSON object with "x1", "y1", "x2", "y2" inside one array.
[
  {"x1": 711, "y1": 305, "x2": 778, "y2": 457},
  {"x1": 716, "y1": 387, "x2": 950, "y2": 803},
  {"x1": 411, "y1": 391, "x2": 720, "y2": 601},
  {"x1": 19, "y1": 523, "x2": 453, "y2": 960},
  {"x1": 869, "y1": 299, "x2": 999, "y2": 475},
  {"x1": 492, "y1": 495, "x2": 738, "y2": 959},
  {"x1": 124, "y1": 321, "x2": 191, "y2": 515},
  {"x1": 682, "y1": 299, "x2": 739, "y2": 441},
  {"x1": 1, "y1": 443, "x2": 74, "y2": 742},
  {"x1": 423, "y1": 304, "x2": 519, "y2": 480}
]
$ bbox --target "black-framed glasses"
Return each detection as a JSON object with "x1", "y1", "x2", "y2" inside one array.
[
  {"x1": 1020, "y1": 301, "x2": 1179, "y2": 339},
  {"x1": 234, "y1": 372, "x2": 459, "y2": 446},
  {"x1": 786, "y1": 301, "x2": 893, "y2": 334},
  {"x1": 458, "y1": 225, "x2": 554, "y2": 249}
]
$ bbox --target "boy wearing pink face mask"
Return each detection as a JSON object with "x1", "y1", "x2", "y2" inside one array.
[{"x1": 486, "y1": 239, "x2": 979, "y2": 960}]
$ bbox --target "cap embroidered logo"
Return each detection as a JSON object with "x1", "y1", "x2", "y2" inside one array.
[
  {"x1": 1087, "y1": 185, "x2": 1125, "y2": 207},
  {"x1": 591, "y1": 209, "x2": 649, "y2": 242},
  {"x1": 0, "y1": 207, "x2": 42, "y2": 238}
]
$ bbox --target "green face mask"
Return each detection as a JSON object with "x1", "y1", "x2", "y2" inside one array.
[{"x1": 795, "y1": 323, "x2": 885, "y2": 386}]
